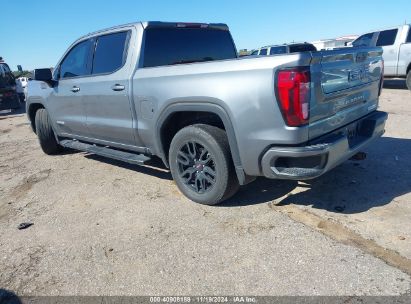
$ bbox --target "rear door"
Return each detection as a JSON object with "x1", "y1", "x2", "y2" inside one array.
[
  {"x1": 82, "y1": 29, "x2": 140, "y2": 148},
  {"x1": 308, "y1": 47, "x2": 383, "y2": 139},
  {"x1": 376, "y1": 28, "x2": 399, "y2": 76}
]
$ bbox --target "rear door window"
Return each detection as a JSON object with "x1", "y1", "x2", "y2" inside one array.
[
  {"x1": 92, "y1": 31, "x2": 129, "y2": 74},
  {"x1": 143, "y1": 27, "x2": 237, "y2": 68},
  {"x1": 376, "y1": 29, "x2": 398, "y2": 46},
  {"x1": 59, "y1": 39, "x2": 93, "y2": 79}
]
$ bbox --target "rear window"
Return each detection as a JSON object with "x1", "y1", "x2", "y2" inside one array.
[
  {"x1": 376, "y1": 29, "x2": 398, "y2": 46},
  {"x1": 143, "y1": 28, "x2": 237, "y2": 68},
  {"x1": 289, "y1": 44, "x2": 317, "y2": 53},
  {"x1": 0, "y1": 63, "x2": 15, "y2": 87},
  {"x1": 269, "y1": 46, "x2": 287, "y2": 55}
]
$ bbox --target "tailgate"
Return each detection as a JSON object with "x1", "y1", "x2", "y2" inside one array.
[{"x1": 308, "y1": 47, "x2": 383, "y2": 139}]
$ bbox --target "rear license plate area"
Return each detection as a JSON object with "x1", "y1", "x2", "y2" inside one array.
[{"x1": 346, "y1": 119, "x2": 375, "y2": 148}]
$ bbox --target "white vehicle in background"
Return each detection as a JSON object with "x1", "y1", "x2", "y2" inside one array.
[
  {"x1": 250, "y1": 42, "x2": 317, "y2": 56},
  {"x1": 16, "y1": 77, "x2": 29, "y2": 102},
  {"x1": 351, "y1": 24, "x2": 411, "y2": 90}
]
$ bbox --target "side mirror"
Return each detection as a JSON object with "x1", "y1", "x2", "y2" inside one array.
[
  {"x1": 34, "y1": 68, "x2": 52, "y2": 81},
  {"x1": 33, "y1": 68, "x2": 57, "y2": 86}
]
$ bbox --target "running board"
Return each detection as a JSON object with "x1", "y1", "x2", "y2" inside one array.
[{"x1": 59, "y1": 139, "x2": 151, "y2": 165}]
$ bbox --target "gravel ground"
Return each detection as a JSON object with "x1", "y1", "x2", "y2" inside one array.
[{"x1": 0, "y1": 81, "x2": 410, "y2": 296}]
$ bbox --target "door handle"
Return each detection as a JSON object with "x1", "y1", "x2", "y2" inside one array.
[
  {"x1": 111, "y1": 84, "x2": 125, "y2": 91},
  {"x1": 71, "y1": 86, "x2": 80, "y2": 93}
]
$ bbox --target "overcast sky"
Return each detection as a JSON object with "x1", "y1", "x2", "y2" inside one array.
[{"x1": 1, "y1": 0, "x2": 410, "y2": 70}]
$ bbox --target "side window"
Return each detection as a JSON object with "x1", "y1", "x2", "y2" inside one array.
[
  {"x1": 352, "y1": 33, "x2": 374, "y2": 47},
  {"x1": 406, "y1": 28, "x2": 411, "y2": 43},
  {"x1": 376, "y1": 29, "x2": 398, "y2": 46},
  {"x1": 92, "y1": 31, "x2": 129, "y2": 74},
  {"x1": 251, "y1": 50, "x2": 258, "y2": 56},
  {"x1": 259, "y1": 48, "x2": 268, "y2": 55},
  {"x1": 60, "y1": 39, "x2": 93, "y2": 79}
]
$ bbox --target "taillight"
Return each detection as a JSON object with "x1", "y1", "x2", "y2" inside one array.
[{"x1": 276, "y1": 68, "x2": 310, "y2": 127}]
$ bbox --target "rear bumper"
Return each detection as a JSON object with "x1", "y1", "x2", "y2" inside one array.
[{"x1": 261, "y1": 111, "x2": 388, "y2": 180}]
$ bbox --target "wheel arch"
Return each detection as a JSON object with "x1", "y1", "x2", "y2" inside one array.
[
  {"x1": 27, "y1": 103, "x2": 45, "y2": 133},
  {"x1": 156, "y1": 103, "x2": 250, "y2": 185}
]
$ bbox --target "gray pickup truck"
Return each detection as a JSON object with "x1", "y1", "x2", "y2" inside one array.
[{"x1": 26, "y1": 21, "x2": 387, "y2": 205}]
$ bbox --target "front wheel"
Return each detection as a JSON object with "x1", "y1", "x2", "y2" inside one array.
[
  {"x1": 35, "y1": 108, "x2": 62, "y2": 155},
  {"x1": 406, "y1": 70, "x2": 411, "y2": 91},
  {"x1": 169, "y1": 124, "x2": 239, "y2": 205}
]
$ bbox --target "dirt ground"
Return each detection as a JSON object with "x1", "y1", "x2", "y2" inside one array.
[{"x1": 0, "y1": 80, "x2": 410, "y2": 296}]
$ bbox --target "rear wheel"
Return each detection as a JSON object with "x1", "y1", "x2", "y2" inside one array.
[
  {"x1": 406, "y1": 70, "x2": 411, "y2": 91},
  {"x1": 169, "y1": 124, "x2": 239, "y2": 205},
  {"x1": 35, "y1": 108, "x2": 62, "y2": 155}
]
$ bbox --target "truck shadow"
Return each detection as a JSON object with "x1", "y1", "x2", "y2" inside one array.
[
  {"x1": 0, "y1": 289, "x2": 22, "y2": 304},
  {"x1": 383, "y1": 79, "x2": 408, "y2": 90},
  {"x1": 224, "y1": 137, "x2": 411, "y2": 214},
  {"x1": 85, "y1": 154, "x2": 173, "y2": 180}
]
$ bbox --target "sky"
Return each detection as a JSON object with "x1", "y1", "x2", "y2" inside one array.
[{"x1": 1, "y1": 0, "x2": 410, "y2": 70}]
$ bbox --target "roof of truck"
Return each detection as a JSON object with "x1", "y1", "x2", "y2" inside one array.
[{"x1": 81, "y1": 21, "x2": 229, "y2": 39}]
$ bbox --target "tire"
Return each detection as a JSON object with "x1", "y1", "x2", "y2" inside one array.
[
  {"x1": 406, "y1": 70, "x2": 411, "y2": 91},
  {"x1": 169, "y1": 124, "x2": 239, "y2": 205},
  {"x1": 35, "y1": 108, "x2": 62, "y2": 155}
]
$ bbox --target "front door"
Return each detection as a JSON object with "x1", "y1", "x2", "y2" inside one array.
[{"x1": 47, "y1": 38, "x2": 94, "y2": 138}]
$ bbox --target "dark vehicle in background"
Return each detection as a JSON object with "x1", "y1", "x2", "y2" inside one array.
[
  {"x1": 250, "y1": 42, "x2": 317, "y2": 56},
  {"x1": 0, "y1": 57, "x2": 20, "y2": 111}
]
